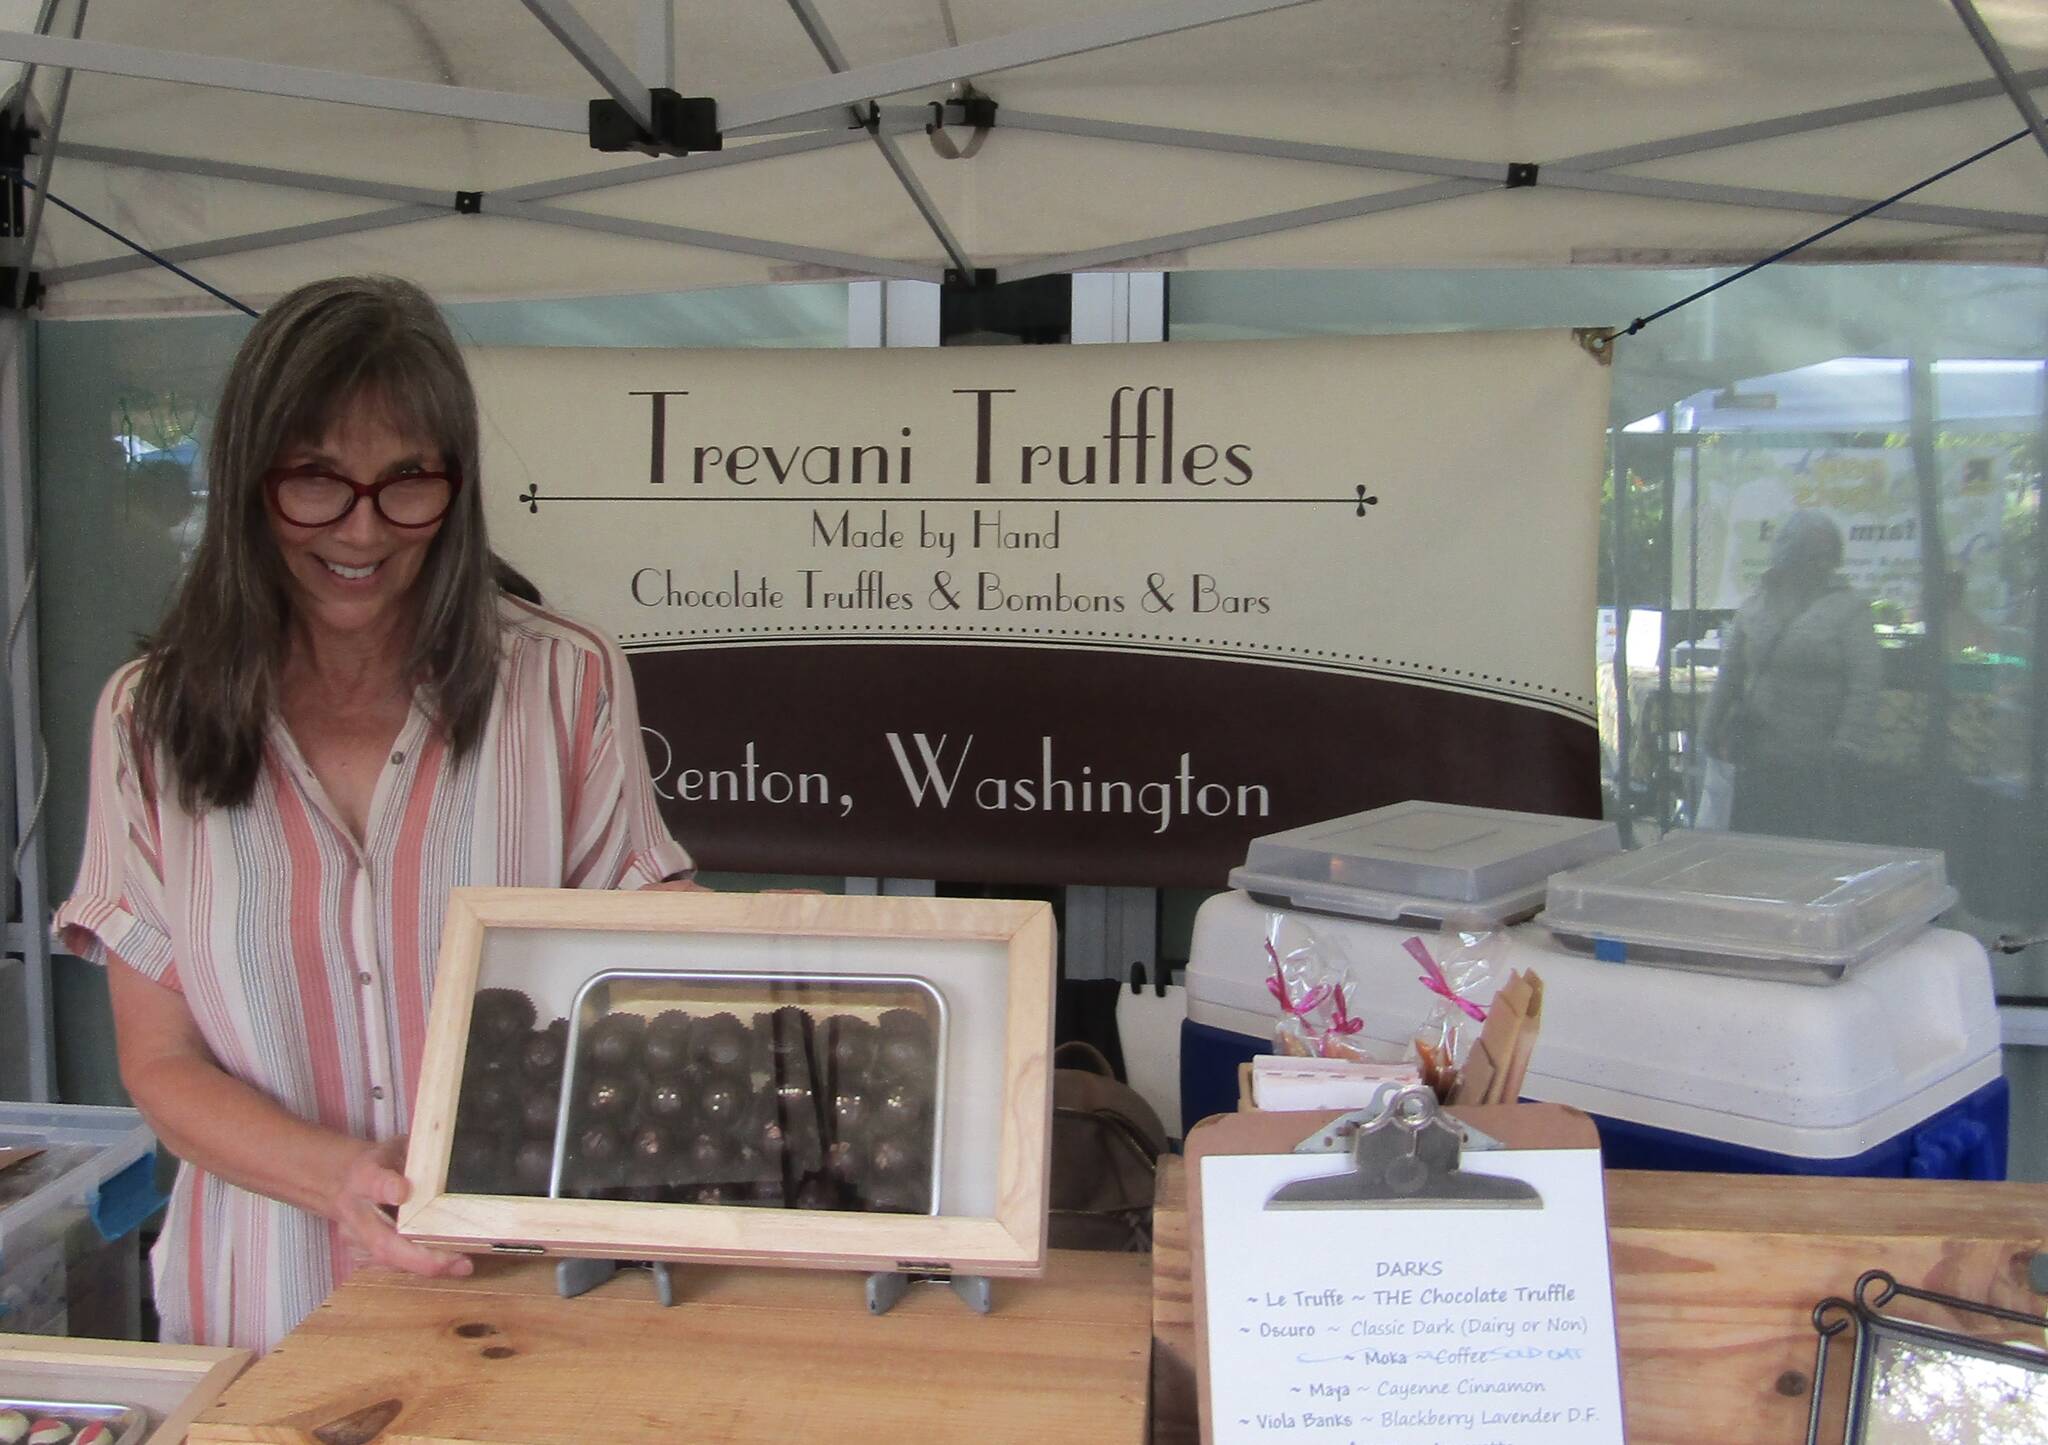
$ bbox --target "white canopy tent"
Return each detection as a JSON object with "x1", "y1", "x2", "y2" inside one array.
[
  {"x1": 0, "y1": 0, "x2": 2045, "y2": 315},
  {"x1": 3, "y1": 0, "x2": 2048, "y2": 1100}
]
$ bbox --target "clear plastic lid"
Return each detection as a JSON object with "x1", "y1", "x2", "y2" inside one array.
[
  {"x1": 1228, "y1": 802, "x2": 1622, "y2": 926},
  {"x1": 1538, "y1": 831, "x2": 1956, "y2": 974}
]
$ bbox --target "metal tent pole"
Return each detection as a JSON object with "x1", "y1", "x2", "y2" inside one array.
[{"x1": 2, "y1": 311, "x2": 53, "y2": 1101}]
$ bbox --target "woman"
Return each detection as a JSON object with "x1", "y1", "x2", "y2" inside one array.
[
  {"x1": 55, "y1": 276, "x2": 694, "y2": 1353},
  {"x1": 1700, "y1": 509, "x2": 1883, "y2": 838}
]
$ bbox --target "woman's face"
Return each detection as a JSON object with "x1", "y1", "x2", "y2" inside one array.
[{"x1": 265, "y1": 393, "x2": 447, "y2": 644}]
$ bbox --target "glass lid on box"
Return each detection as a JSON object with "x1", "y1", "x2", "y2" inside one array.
[
  {"x1": 1229, "y1": 801, "x2": 1621, "y2": 926},
  {"x1": 1537, "y1": 831, "x2": 1957, "y2": 982}
]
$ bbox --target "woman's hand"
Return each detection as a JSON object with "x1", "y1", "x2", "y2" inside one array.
[
  {"x1": 331, "y1": 1136, "x2": 473, "y2": 1278},
  {"x1": 644, "y1": 877, "x2": 712, "y2": 892}
]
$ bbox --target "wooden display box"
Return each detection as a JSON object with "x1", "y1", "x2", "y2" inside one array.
[
  {"x1": 0, "y1": 1334, "x2": 249, "y2": 1445},
  {"x1": 399, "y1": 890, "x2": 1056, "y2": 1277}
]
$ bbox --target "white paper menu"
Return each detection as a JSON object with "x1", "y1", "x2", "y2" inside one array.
[{"x1": 1201, "y1": 1149, "x2": 1625, "y2": 1444}]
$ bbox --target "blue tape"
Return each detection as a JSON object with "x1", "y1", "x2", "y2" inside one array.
[{"x1": 1593, "y1": 938, "x2": 1627, "y2": 963}]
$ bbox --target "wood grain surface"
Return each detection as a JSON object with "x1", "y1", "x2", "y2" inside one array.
[
  {"x1": 188, "y1": 1250, "x2": 1148, "y2": 1445},
  {"x1": 1153, "y1": 1127, "x2": 2048, "y2": 1445}
]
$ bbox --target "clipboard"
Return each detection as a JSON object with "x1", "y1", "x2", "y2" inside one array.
[{"x1": 1187, "y1": 1095, "x2": 1618, "y2": 1444}]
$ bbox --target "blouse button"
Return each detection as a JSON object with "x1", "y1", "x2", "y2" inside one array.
[
  {"x1": 371, "y1": 1086, "x2": 386, "y2": 1101},
  {"x1": 358, "y1": 971, "x2": 372, "y2": 986},
  {"x1": 391, "y1": 750, "x2": 405, "y2": 765}
]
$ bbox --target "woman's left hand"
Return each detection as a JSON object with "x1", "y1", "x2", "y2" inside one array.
[{"x1": 334, "y1": 1136, "x2": 474, "y2": 1278}]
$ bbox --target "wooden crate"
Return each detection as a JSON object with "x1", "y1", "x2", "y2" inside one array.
[
  {"x1": 399, "y1": 889, "x2": 1056, "y2": 1277},
  {"x1": 0, "y1": 1333, "x2": 249, "y2": 1445}
]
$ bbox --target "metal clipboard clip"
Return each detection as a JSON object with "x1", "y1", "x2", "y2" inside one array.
[{"x1": 1264, "y1": 1083, "x2": 1543, "y2": 1211}]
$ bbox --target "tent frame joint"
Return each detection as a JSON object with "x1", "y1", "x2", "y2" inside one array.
[
  {"x1": 1505, "y1": 161, "x2": 1539, "y2": 189},
  {"x1": 1574, "y1": 327, "x2": 1618, "y2": 366},
  {"x1": 944, "y1": 266, "x2": 1000, "y2": 292},
  {"x1": 454, "y1": 190, "x2": 484, "y2": 215},
  {"x1": 589, "y1": 88, "x2": 721, "y2": 158},
  {"x1": 932, "y1": 87, "x2": 998, "y2": 133},
  {"x1": 0, "y1": 267, "x2": 40, "y2": 311}
]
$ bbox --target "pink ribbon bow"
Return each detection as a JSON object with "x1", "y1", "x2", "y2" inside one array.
[
  {"x1": 1315, "y1": 983, "x2": 1367, "y2": 1057},
  {"x1": 1404, "y1": 936, "x2": 1487, "y2": 1023},
  {"x1": 1266, "y1": 941, "x2": 1330, "y2": 1017}
]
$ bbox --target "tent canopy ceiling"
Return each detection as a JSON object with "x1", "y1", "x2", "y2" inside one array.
[{"x1": 1, "y1": 0, "x2": 2046, "y2": 317}]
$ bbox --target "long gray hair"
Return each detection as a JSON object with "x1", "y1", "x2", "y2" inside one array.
[{"x1": 135, "y1": 275, "x2": 509, "y2": 811}]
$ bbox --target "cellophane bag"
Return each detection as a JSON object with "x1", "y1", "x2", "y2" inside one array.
[{"x1": 1404, "y1": 921, "x2": 1501, "y2": 1100}]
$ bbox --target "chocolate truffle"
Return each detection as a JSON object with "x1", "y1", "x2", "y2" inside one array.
[
  {"x1": 696, "y1": 1077, "x2": 748, "y2": 1133},
  {"x1": 825, "y1": 1015, "x2": 878, "y2": 1078},
  {"x1": 24, "y1": 1421, "x2": 69, "y2": 1445},
  {"x1": 512, "y1": 1137, "x2": 556, "y2": 1194},
  {"x1": 449, "y1": 1130, "x2": 510, "y2": 1191},
  {"x1": 872, "y1": 1080, "x2": 930, "y2": 1135},
  {"x1": 875, "y1": 1019, "x2": 935, "y2": 1083},
  {"x1": 686, "y1": 1131, "x2": 737, "y2": 1180},
  {"x1": 584, "y1": 1012, "x2": 646, "y2": 1071},
  {"x1": 829, "y1": 1088, "x2": 872, "y2": 1140},
  {"x1": 642, "y1": 1011, "x2": 694, "y2": 1074},
  {"x1": 471, "y1": 988, "x2": 537, "y2": 1047},
  {"x1": 521, "y1": 1087, "x2": 564, "y2": 1139},
  {"x1": 521, "y1": 1019, "x2": 568, "y2": 1076},
  {"x1": 461, "y1": 1067, "x2": 521, "y2": 1126},
  {"x1": 581, "y1": 1073, "x2": 637, "y2": 1121},
  {"x1": 568, "y1": 1123, "x2": 624, "y2": 1190},
  {"x1": 0, "y1": 1410, "x2": 29, "y2": 1445},
  {"x1": 693, "y1": 1012, "x2": 750, "y2": 1073},
  {"x1": 867, "y1": 1131, "x2": 927, "y2": 1182},
  {"x1": 644, "y1": 1079, "x2": 690, "y2": 1122},
  {"x1": 71, "y1": 1424, "x2": 114, "y2": 1445},
  {"x1": 628, "y1": 1123, "x2": 675, "y2": 1173}
]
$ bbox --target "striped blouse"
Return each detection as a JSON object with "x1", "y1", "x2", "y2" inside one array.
[{"x1": 54, "y1": 597, "x2": 692, "y2": 1354}]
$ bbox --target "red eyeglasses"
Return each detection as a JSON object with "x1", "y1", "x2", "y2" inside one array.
[{"x1": 262, "y1": 466, "x2": 462, "y2": 529}]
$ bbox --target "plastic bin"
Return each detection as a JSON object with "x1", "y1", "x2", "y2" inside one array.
[
  {"x1": 1230, "y1": 801, "x2": 1620, "y2": 927},
  {"x1": 0, "y1": 1104, "x2": 165, "y2": 1338},
  {"x1": 1183, "y1": 888, "x2": 2006, "y2": 1179},
  {"x1": 1538, "y1": 831, "x2": 1958, "y2": 984}
]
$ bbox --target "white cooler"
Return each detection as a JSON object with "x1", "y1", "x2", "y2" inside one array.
[{"x1": 1185, "y1": 808, "x2": 2007, "y2": 1178}]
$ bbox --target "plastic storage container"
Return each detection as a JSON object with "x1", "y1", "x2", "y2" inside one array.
[
  {"x1": 0, "y1": 1105, "x2": 165, "y2": 1338},
  {"x1": 1230, "y1": 801, "x2": 1620, "y2": 927},
  {"x1": 1183, "y1": 888, "x2": 2006, "y2": 1179},
  {"x1": 1538, "y1": 831, "x2": 1958, "y2": 984}
]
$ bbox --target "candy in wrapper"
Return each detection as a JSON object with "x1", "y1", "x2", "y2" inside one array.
[{"x1": 1404, "y1": 927, "x2": 1497, "y2": 1101}]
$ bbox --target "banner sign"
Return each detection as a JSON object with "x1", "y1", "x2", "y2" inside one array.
[
  {"x1": 1673, "y1": 440, "x2": 2011, "y2": 616},
  {"x1": 474, "y1": 332, "x2": 1608, "y2": 886}
]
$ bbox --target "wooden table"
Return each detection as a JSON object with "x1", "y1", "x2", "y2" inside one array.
[
  {"x1": 188, "y1": 1251, "x2": 1150, "y2": 1444},
  {"x1": 1153, "y1": 1154, "x2": 2048, "y2": 1445}
]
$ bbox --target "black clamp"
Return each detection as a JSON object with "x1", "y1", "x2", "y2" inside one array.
[
  {"x1": 453, "y1": 191, "x2": 484, "y2": 215},
  {"x1": 927, "y1": 92, "x2": 998, "y2": 133},
  {"x1": 1505, "y1": 161, "x2": 1540, "y2": 189},
  {"x1": 589, "y1": 89, "x2": 721, "y2": 158},
  {"x1": 943, "y1": 267, "x2": 998, "y2": 292}
]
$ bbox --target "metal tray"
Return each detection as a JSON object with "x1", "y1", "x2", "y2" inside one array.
[
  {"x1": 0, "y1": 1398, "x2": 152, "y2": 1445},
  {"x1": 557, "y1": 970, "x2": 947, "y2": 1213}
]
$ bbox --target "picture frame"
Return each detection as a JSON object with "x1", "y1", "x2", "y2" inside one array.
[
  {"x1": 398, "y1": 889, "x2": 1056, "y2": 1277},
  {"x1": 0, "y1": 1334, "x2": 251, "y2": 1445},
  {"x1": 1806, "y1": 1270, "x2": 2048, "y2": 1444}
]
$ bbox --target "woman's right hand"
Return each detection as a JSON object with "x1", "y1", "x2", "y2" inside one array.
[{"x1": 332, "y1": 1136, "x2": 474, "y2": 1278}]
